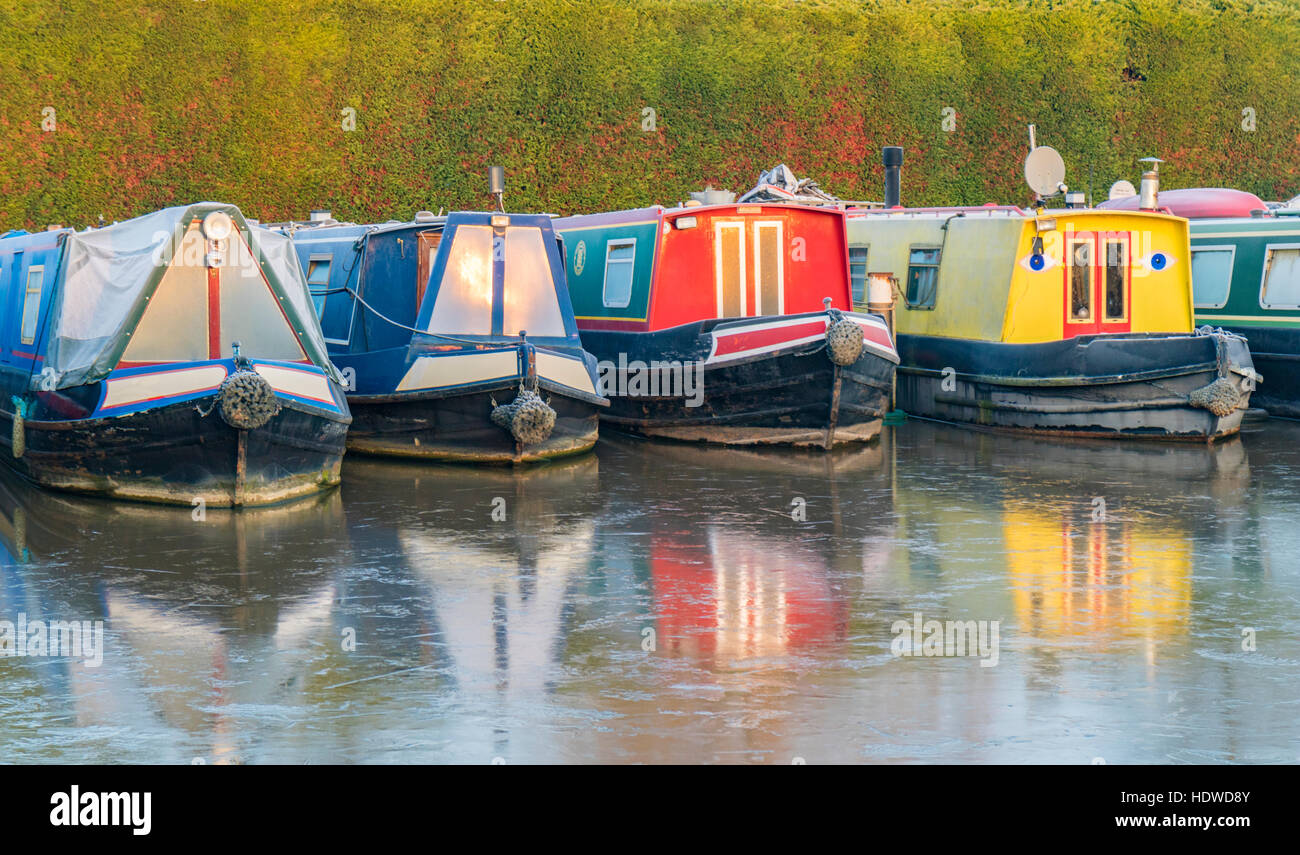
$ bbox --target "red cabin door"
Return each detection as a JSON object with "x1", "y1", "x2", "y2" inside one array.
[{"x1": 1063, "y1": 231, "x2": 1131, "y2": 338}]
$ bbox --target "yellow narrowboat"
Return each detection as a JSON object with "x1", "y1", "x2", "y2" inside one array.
[{"x1": 846, "y1": 151, "x2": 1258, "y2": 440}]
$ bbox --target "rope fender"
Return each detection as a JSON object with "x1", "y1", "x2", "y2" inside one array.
[
  {"x1": 1188, "y1": 378, "x2": 1240, "y2": 417},
  {"x1": 11, "y1": 396, "x2": 28, "y2": 458},
  {"x1": 1187, "y1": 330, "x2": 1241, "y2": 418},
  {"x1": 491, "y1": 387, "x2": 556, "y2": 446},
  {"x1": 218, "y1": 369, "x2": 282, "y2": 431},
  {"x1": 825, "y1": 309, "x2": 864, "y2": 366}
]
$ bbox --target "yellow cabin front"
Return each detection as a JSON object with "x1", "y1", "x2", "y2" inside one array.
[{"x1": 847, "y1": 208, "x2": 1195, "y2": 344}]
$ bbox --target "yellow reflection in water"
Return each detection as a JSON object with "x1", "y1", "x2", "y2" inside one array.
[{"x1": 1004, "y1": 502, "x2": 1191, "y2": 642}]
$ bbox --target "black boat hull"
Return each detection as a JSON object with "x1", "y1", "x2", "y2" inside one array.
[
  {"x1": 0, "y1": 398, "x2": 348, "y2": 507},
  {"x1": 580, "y1": 316, "x2": 897, "y2": 449},
  {"x1": 896, "y1": 331, "x2": 1256, "y2": 440},
  {"x1": 345, "y1": 383, "x2": 601, "y2": 464}
]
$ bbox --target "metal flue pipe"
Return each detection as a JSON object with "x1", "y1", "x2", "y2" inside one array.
[{"x1": 882, "y1": 146, "x2": 904, "y2": 208}]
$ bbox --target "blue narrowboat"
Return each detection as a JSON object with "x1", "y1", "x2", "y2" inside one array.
[
  {"x1": 0, "y1": 203, "x2": 351, "y2": 506},
  {"x1": 282, "y1": 211, "x2": 608, "y2": 463}
]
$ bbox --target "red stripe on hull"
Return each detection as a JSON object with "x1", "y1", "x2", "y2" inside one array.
[
  {"x1": 853, "y1": 320, "x2": 896, "y2": 354},
  {"x1": 713, "y1": 320, "x2": 827, "y2": 357}
]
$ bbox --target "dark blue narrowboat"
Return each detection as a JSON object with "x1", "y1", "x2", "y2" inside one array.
[
  {"x1": 282, "y1": 211, "x2": 607, "y2": 463},
  {"x1": 0, "y1": 203, "x2": 351, "y2": 506}
]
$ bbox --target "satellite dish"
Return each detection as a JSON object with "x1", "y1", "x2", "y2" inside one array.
[
  {"x1": 1024, "y1": 146, "x2": 1066, "y2": 197},
  {"x1": 1108, "y1": 179, "x2": 1138, "y2": 201}
]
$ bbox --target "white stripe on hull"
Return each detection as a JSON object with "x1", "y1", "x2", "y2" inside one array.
[
  {"x1": 396, "y1": 351, "x2": 519, "y2": 392},
  {"x1": 253, "y1": 364, "x2": 335, "y2": 405},
  {"x1": 535, "y1": 351, "x2": 597, "y2": 395},
  {"x1": 100, "y1": 365, "x2": 229, "y2": 410}
]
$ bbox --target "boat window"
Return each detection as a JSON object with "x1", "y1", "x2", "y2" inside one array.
[
  {"x1": 715, "y1": 222, "x2": 745, "y2": 317},
  {"x1": 849, "y1": 247, "x2": 869, "y2": 307},
  {"x1": 20, "y1": 265, "x2": 44, "y2": 345},
  {"x1": 602, "y1": 239, "x2": 636, "y2": 308},
  {"x1": 1103, "y1": 239, "x2": 1127, "y2": 321},
  {"x1": 905, "y1": 247, "x2": 940, "y2": 309},
  {"x1": 219, "y1": 257, "x2": 308, "y2": 362},
  {"x1": 1190, "y1": 247, "x2": 1234, "y2": 308},
  {"x1": 427, "y1": 225, "x2": 494, "y2": 336},
  {"x1": 502, "y1": 226, "x2": 566, "y2": 338},
  {"x1": 306, "y1": 255, "x2": 332, "y2": 317},
  {"x1": 1068, "y1": 240, "x2": 1093, "y2": 321},
  {"x1": 1260, "y1": 246, "x2": 1300, "y2": 308},
  {"x1": 754, "y1": 222, "x2": 783, "y2": 315}
]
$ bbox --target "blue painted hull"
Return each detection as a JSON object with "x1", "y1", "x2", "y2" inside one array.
[
  {"x1": 335, "y1": 345, "x2": 604, "y2": 463},
  {"x1": 0, "y1": 395, "x2": 348, "y2": 507}
]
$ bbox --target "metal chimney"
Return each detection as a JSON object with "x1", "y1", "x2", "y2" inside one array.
[
  {"x1": 882, "y1": 147, "x2": 904, "y2": 208},
  {"x1": 489, "y1": 166, "x2": 505, "y2": 212},
  {"x1": 1138, "y1": 158, "x2": 1163, "y2": 211}
]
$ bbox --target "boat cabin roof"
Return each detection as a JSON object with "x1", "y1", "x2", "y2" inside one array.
[
  {"x1": 289, "y1": 211, "x2": 581, "y2": 352},
  {"x1": 553, "y1": 202, "x2": 854, "y2": 332},
  {"x1": 848, "y1": 205, "x2": 1194, "y2": 344},
  {"x1": 1, "y1": 202, "x2": 336, "y2": 389},
  {"x1": 1097, "y1": 187, "x2": 1269, "y2": 219},
  {"x1": 848, "y1": 204, "x2": 1027, "y2": 219}
]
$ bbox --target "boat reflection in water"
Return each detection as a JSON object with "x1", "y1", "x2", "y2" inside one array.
[
  {"x1": 1003, "y1": 501, "x2": 1197, "y2": 645},
  {"x1": 0, "y1": 466, "x2": 347, "y2": 763},
  {"x1": 652, "y1": 528, "x2": 850, "y2": 661},
  {"x1": 562, "y1": 435, "x2": 898, "y2": 762},
  {"x1": 347, "y1": 455, "x2": 599, "y2": 689},
  {"x1": 896, "y1": 422, "x2": 1250, "y2": 645},
  {"x1": 638, "y1": 437, "x2": 896, "y2": 662},
  {"x1": 334, "y1": 455, "x2": 603, "y2": 761},
  {"x1": 865, "y1": 422, "x2": 1266, "y2": 761},
  {"x1": 4, "y1": 417, "x2": 1295, "y2": 764}
]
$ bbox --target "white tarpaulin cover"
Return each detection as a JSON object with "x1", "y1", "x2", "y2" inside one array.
[{"x1": 45, "y1": 203, "x2": 340, "y2": 389}]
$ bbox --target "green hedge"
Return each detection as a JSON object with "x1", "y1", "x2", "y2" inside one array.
[{"x1": 2, "y1": 0, "x2": 1298, "y2": 229}]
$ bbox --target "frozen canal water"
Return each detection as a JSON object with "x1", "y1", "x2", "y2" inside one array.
[{"x1": 1, "y1": 419, "x2": 1297, "y2": 764}]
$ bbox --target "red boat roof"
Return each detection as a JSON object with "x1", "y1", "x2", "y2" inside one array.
[{"x1": 1096, "y1": 187, "x2": 1267, "y2": 219}]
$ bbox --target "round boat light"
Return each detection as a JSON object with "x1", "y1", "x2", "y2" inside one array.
[{"x1": 201, "y1": 211, "x2": 234, "y2": 241}]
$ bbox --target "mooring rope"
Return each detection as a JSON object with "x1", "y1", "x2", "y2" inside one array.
[{"x1": 339, "y1": 285, "x2": 516, "y2": 347}]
